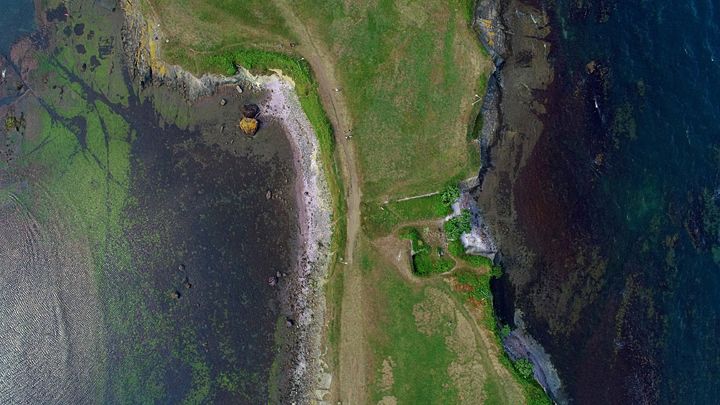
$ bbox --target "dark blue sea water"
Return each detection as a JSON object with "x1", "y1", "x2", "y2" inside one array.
[
  {"x1": 536, "y1": 0, "x2": 720, "y2": 402},
  {"x1": 0, "y1": 0, "x2": 35, "y2": 53}
]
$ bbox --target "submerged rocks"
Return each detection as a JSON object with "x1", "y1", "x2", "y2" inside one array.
[
  {"x1": 241, "y1": 103, "x2": 259, "y2": 118},
  {"x1": 268, "y1": 271, "x2": 283, "y2": 287}
]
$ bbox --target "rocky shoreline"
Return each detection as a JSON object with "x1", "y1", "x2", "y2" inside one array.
[
  {"x1": 120, "y1": 3, "x2": 333, "y2": 403},
  {"x1": 472, "y1": 0, "x2": 567, "y2": 402}
]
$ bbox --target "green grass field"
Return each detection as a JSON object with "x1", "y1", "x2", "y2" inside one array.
[
  {"x1": 369, "y1": 265, "x2": 458, "y2": 403},
  {"x1": 362, "y1": 193, "x2": 449, "y2": 237},
  {"x1": 292, "y1": 0, "x2": 489, "y2": 199},
  {"x1": 145, "y1": 0, "x2": 294, "y2": 59}
]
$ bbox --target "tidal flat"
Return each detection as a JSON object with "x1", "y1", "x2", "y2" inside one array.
[{"x1": 0, "y1": 1, "x2": 308, "y2": 403}]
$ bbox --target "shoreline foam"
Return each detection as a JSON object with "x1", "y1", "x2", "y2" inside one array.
[{"x1": 120, "y1": 4, "x2": 333, "y2": 403}]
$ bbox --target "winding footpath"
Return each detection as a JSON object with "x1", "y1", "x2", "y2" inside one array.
[{"x1": 269, "y1": 2, "x2": 367, "y2": 403}]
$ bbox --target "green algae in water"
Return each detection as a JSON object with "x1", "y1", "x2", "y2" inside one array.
[{"x1": 0, "y1": 1, "x2": 299, "y2": 402}]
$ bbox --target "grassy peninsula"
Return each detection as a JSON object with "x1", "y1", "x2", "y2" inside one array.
[{"x1": 140, "y1": 0, "x2": 549, "y2": 403}]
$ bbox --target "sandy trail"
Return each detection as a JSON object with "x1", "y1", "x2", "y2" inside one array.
[{"x1": 269, "y1": 2, "x2": 366, "y2": 403}]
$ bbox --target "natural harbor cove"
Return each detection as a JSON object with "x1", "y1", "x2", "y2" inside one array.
[{"x1": 0, "y1": 0, "x2": 330, "y2": 403}]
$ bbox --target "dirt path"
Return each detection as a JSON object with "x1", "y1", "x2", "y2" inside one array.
[
  {"x1": 269, "y1": 2, "x2": 367, "y2": 403},
  {"x1": 271, "y1": 5, "x2": 525, "y2": 405},
  {"x1": 393, "y1": 191, "x2": 441, "y2": 203}
]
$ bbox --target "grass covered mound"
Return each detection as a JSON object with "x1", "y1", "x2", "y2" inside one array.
[
  {"x1": 399, "y1": 227, "x2": 454, "y2": 276},
  {"x1": 444, "y1": 209, "x2": 472, "y2": 241}
]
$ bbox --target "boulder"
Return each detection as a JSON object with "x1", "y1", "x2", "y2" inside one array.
[{"x1": 239, "y1": 117, "x2": 258, "y2": 135}]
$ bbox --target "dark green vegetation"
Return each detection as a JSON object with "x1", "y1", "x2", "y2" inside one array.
[
  {"x1": 454, "y1": 268, "x2": 497, "y2": 301},
  {"x1": 444, "y1": 209, "x2": 472, "y2": 241},
  {"x1": 514, "y1": 359, "x2": 534, "y2": 380},
  {"x1": 399, "y1": 227, "x2": 455, "y2": 276},
  {"x1": 500, "y1": 324, "x2": 512, "y2": 339},
  {"x1": 362, "y1": 184, "x2": 461, "y2": 237},
  {"x1": 442, "y1": 184, "x2": 462, "y2": 207}
]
